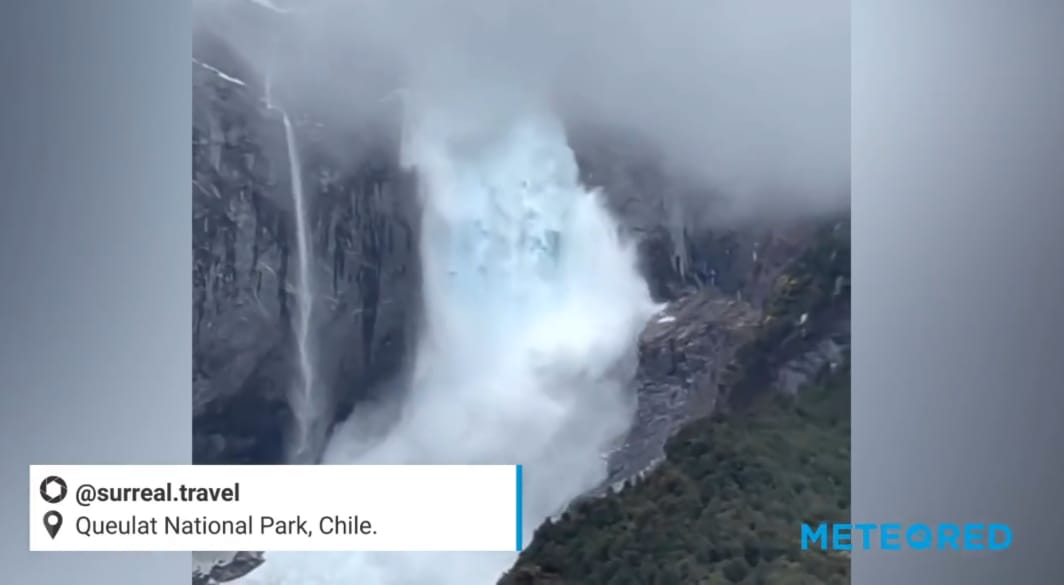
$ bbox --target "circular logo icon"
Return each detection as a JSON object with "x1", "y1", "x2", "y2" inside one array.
[{"x1": 40, "y1": 476, "x2": 67, "y2": 504}]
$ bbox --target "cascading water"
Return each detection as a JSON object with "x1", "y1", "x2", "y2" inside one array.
[
  {"x1": 280, "y1": 112, "x2": 322, "y2": 464},
  {"x1": 239, "y1": 97, "x2": 656, "y2": 584},
  {"x1": 266, "y1": 79, "x2": 322, "y2": 464}
]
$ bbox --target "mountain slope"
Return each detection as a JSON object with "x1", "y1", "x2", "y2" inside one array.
[
  {"x1": 501, "y1": 224, "x2": 851, "y2": 585},
  {"x1": 503, "y1": 365, "x2": 850, "y2": 585}
]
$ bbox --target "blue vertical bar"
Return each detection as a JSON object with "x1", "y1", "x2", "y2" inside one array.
[{"x1": 516, "y1": 464, "x2": 524, "y2": 551}]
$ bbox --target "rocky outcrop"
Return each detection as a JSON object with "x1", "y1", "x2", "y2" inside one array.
[
  {"x1": 775, "y1": 325, "x2": 849, "y2": 396},
  {"x1": 601, "y1": 293, "x2": 761, "y2": 487},
  {"x1": 192, "y1": 552, "x2": 264, "y2": 585},
  {"x1": 191, "y1": 31, "x2": 420, "y2": 466},
  {"x1": 720, "y1": 220, "x2": 850, "y2": 410}
]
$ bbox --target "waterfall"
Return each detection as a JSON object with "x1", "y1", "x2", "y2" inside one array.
[
  {"x1": 266, "y1": 78, "x2": 323, "y2": 465},
  {"x1": 239, "y1": 97, "x2": 656, "y2": 584}
]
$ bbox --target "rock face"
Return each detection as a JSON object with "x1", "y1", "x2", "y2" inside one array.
[
  {"x1": 602, "y1": 293, "x2": 761, "y2": 486},
  {"x1": 192, "y1": 552, "x2": 265, "y2": 585},
  {"x1": 191, "y1": 31, "x2": 421, "y2": 467}
]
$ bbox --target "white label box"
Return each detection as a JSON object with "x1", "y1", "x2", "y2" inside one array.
[{"x1": 29, "y1": 465, "x2": 523, "y2": 552}]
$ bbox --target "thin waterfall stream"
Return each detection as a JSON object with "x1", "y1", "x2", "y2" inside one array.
[{"x1": 266, "y1": 77, "x2": 322, "y2": 465}]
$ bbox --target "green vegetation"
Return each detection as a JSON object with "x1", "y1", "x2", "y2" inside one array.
[{"x1": 502, "y1": 364, "x2": 850, "y2": 585}]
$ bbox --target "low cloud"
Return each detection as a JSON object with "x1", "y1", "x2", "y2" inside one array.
[{"x1": 195, "y1": 0, "x2": 849, "y2": 221}]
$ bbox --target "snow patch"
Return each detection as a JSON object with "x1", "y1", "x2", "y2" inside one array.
[{"x1": 193, "y1": 59, "x2": 247, "y2": 87}]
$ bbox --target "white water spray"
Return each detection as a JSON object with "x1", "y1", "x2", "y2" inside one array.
[
  {"x1": 266, "y1": 79, "x2": 321, "y2": 464},
  {"x1": 239, "y1": 97, "x2": 656, "y2": 584}
]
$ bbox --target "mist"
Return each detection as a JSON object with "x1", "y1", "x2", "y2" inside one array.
[{"x1": 194, "y1": 0, "x2": 849, "y2": 222}]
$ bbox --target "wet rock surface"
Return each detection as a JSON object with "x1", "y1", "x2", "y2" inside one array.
[
  {"x1": 190, "y1": 28, "x2": 423, "y2": 582},
  {"x1": 602, "y1": 292, "x2": 761, "y2": 487},
  {"x1": 192, "y1": 31, "x2": 420, "y2": 467}
]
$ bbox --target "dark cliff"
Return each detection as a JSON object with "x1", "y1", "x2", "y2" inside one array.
[{"x1": 191, "y1": 31, "x2": 421, "y2": 467}]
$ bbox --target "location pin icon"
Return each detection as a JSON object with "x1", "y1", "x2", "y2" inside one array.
[{"x1": 43, "y1": 511, "x2": 62, "y2": 539}]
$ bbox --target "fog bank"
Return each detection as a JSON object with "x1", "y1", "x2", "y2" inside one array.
[{"x1": 194, "y1": 0, "x2": 848, "y2": 223}]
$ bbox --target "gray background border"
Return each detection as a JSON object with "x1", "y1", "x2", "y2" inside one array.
[
  {"x1": 1, "y1": 1, "x2": 192, "y2": 583},
  {"x1": 2, "y1": 1, "x2": 1062, "y2": 583},
  {"x1": 853, "y1": 1, "x2": 1064, "y2": 582}
]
